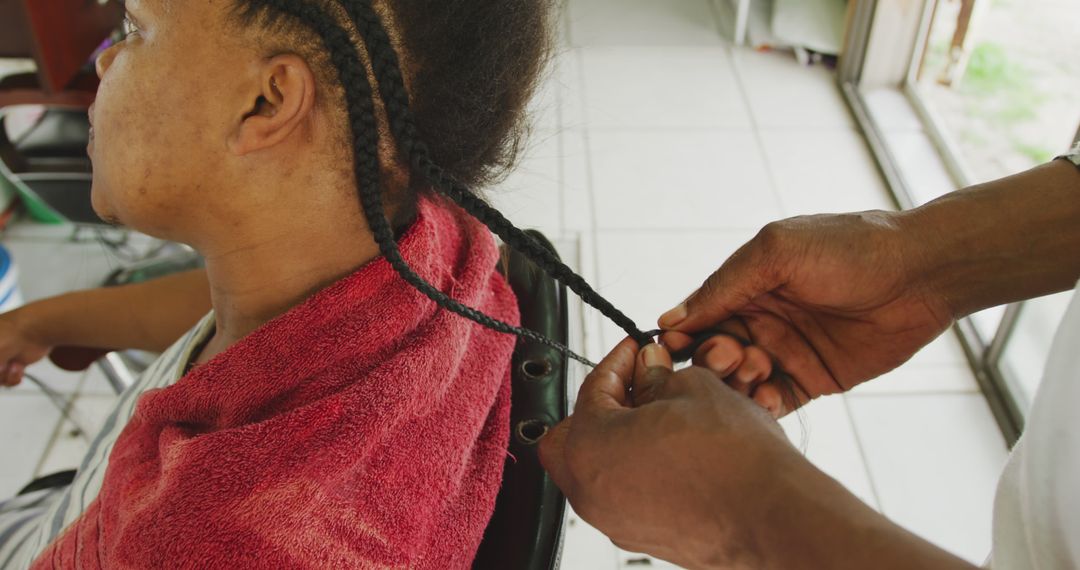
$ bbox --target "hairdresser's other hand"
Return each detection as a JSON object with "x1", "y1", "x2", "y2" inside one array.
[
  {"x1": 540, "y1": 339, "x2": 799, "y2": 569},
  {"x1": 660, "y1": 212, "x2": 952, "y2": 415},
  {"x1": 540, "y1": 340, "x2": 977, "y2": 570},
  {"x1": 0, "y1": 309, "x2": 52, "y2": 387}
]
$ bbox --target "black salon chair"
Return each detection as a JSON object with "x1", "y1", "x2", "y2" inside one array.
[
  {"x1": 473, "y1": 230, "x2": 569, "y2": 570},
  {"x1": 0, "y1": 108, "x2": 100, "y2": 224}
]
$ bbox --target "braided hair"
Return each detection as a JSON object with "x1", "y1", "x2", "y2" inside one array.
[{"x1": 232, "y1": 0, "x2": 654, "y2": 367}]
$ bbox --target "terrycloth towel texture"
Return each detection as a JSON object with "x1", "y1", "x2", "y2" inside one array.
[{"x1": 32, "y1": 195, "x2": 518, "y2": 569}]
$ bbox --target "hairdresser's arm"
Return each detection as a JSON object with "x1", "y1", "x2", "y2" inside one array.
[
  {"x1": 540, "y1": 340, "x2": 976, "y2": 570},
  {"x1": 0, "y1": 269, "x2": 211, "y2": 385},
  {"x1": 661, "y1": 160, "x2": 1080, "y2": 414}
]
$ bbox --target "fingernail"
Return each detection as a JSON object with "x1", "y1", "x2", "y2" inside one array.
[
  {"x1": 642, "y1": 343, "x2": 664, "y2": 368},
  {"x1": 659, "y1": 303, "x2": 687, "y2": 328}
]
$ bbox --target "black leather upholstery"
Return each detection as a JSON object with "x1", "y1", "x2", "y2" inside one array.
[
  {"x1": 15, "y1": 109, "x2": 92, "y2": 162},
  {"x1": 18, "y1": 469, "x2": 76, "y2": 496},
  {"x1": 0, "y1": 109, "x2": 100, "y2": 224},
  {"x1": 473, "y1": 230, "x2": 568, "y2": 570},
  {"x1": 17, "y1": 175, "x2": 99, "y2": 224}
]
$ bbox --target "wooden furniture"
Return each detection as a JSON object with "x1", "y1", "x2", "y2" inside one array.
[{"x1": 0, "y1": 0, "x2": 124, "y2": 107}]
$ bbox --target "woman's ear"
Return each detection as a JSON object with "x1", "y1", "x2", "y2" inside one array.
[{"x1": 229, "y1": 54, "x2": 316, "y2": 155}]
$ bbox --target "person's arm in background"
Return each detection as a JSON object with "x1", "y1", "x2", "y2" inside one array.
[
  {"x1": 0, "y1": 268, "x2": 211, "y2": 386},
  {"x1": 540, "y1": 339, "x2": 977, "y2": 570},
  {"x1": 661, "y1": 159, "x2": 1080, "y2": 415}
]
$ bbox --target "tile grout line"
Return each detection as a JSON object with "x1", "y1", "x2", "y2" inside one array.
[
  {"x1": 555, "y1": 44, "x2": 567, "y2": 239},
  {"x1": 30, "y1": 371, "x2": 87, "y2": 479},
  {"x1": 590, "y1": 225, "x2": 768, "y2": 233},
  {"x1": 704, "y1": 0, "x2": 732, "y2": 43},
  {"x1": 847, "y1": 390, "x2": 984, "y2": 399},
  {"x1": 571, "y1": 47, "x2": 613, "y2": 353},
  {"x1": 726, "y1": 46, "x2": 792, "y2": 219},
  {"x1": 840, "y1": 394, "x2": 886, "y2": 512},
  {"x1": 571, "y1": 125, "x2": 866, "y2": 134},
  {"x1": 560, "y1": 9, "x2": 609, "y2": 364}
]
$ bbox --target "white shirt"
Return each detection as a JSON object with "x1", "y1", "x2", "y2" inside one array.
[{"x1": 992, "y1": 282, "x2": 1080, "y2": 568}]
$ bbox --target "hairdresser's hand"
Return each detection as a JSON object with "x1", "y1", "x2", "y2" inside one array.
[
  {"x1": 540, "y1": 339, "x2": 799, "y2": 569},
  {"x1": 0, "y1": 309, "x2": 52, "y2": 387},
  {"x1": 540, "y1": 340, "x2": 979, "y2": 570},
  {"x1": 660, "y1": 211, "x2": 953, "y2": 416}
]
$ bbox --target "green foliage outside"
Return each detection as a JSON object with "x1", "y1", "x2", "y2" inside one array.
[{"x1": 958, "y1": 42, "x2": 1052, "y2": 164}]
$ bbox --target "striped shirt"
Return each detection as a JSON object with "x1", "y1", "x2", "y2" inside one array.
[{"x1": 0, "y1": 313, "x2": 216, "y2": 569}]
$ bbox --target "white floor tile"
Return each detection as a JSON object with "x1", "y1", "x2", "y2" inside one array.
[
  {"x1": 36, "y1": 395, "x2": 117, "y2": 477},
  {"x1": 529, "y1": 55, "x2": 563, "y2": 133},
  {"x1": 567, "y1": 0, "x2": 725, "y2": 47},
  {"x1": 847, "y1": 394, "x2": 1008, "y2": 564},
  {"x1": 561, "y1": 510, "x2": 620, "y2": 570},
  {"x1": 579, "y1": 47, "x2": 751, "y2": 129},
  {"x1": 0, "y1": 395, "x2": 62, "y2": 497},
  {"x1": 862, "y1": 88, "x2": 925, "y2": 132},
  {"x1": 905, "y1": 333, "x2": 969, "y2": 367},
  {"x1": 844, "y1": 332, "x2": 976, "y2": 396},
  {"x1": 6, "y1": 356, "x2": 84, "y2": 395},
  {"x1": 562, "y1": 130, "x2": 595, "y2": 234},
  {"x1": 573, "y1": 232, "x2": 608, "y2": 368},
  {"x1": 560, "y1": 51, "x2": 588, "y2": 131},
  {"x1": 781, "y1": 395, "x2": 879, "y2": 509},
  {"x1": 0, "y1": 219, "x2": 81, "y2": 242},
  {"x1": 588, "y1": 130, "x2": 782, "y2": 230},
  {"x1": 487, "y1": 130, "x2": 562, "y2": 237},
  {"x1": 732, "y1": 49, "x2": 854, "y2": 129},
  {"x1": 550, "y1": 235, "x2": 595, "y2": 396},
  {"x1": 851, "y1": 363, "x2": 980, "y2": 395},
  {"x1": 80, "y1": 360, "x2": 127, "y2": 396},
  {"x1": 594, "y1": 229, "x2": 755, "y2": 348},
  {"x1": 757, "y1": 128, "x2": 894, "y2": 217},
  {"x1": 882, "y1": 129, "x2": 960, "y2": 206},
  {"x1": 2, "y1": 237, "x2": 124, "y2": 303}
]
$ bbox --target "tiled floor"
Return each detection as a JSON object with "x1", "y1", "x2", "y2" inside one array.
[
  {"x1": 0, "y1": 225, "x2": 144, "y2": 500},
  {"x1": 493, "y1": 1, "x2": 1008, "y2": 567},
  {"x1": 0, "y1": 0, "x2": 1010, "y2": 567}
]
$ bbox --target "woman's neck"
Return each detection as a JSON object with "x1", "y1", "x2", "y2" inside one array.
[{"x1": 195, "y1": 213, "x2": 383, "y2": 364}]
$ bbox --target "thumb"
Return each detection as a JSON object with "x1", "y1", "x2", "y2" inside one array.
[
  {"x1": 537, "y1": 414, "x2": 574, "y2": 490},
  {"x1": 658, "y1": 234, "x2": 783, "y2": 336},
  {"x1": 574, "y1": 337, "x2": 639, "y2": 415},
  {"x1": 539, "y1": 415, "x2": 575, "y2": 496},
  {"x1": 631, "y1": 344, "x2": 674, "y2": 406}
]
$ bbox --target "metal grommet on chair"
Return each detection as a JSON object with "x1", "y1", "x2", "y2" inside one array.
[
  {"x1": 520, "y1": 358, "x2": 553, "y2": 381},
  {"x1": 514, "y1": 419, "x2": 550, "y2": 446}
]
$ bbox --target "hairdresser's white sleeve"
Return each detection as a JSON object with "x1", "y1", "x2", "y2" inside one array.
[{"x1": 990, "y1": 281, "x2": 1080, "y2": 569}]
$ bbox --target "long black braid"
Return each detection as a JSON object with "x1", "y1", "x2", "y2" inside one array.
[
  {"x1": 241, "y1": 0, "x2": 655, "y2": 368},
  {"x1": 339, "y1": 1, "x2": 659, "y2": 343}
]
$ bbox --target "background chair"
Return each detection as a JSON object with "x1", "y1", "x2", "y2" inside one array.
[
  {"x1": 0, "y1": 0, "x2": 121, "y2": 109},
  {"x1": 0, "y1": 0, "x2": 120, "y2": 224}
]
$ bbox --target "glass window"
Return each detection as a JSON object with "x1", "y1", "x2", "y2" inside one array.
[
  {"x1": 1000, "y1": 290, "x2": 1075, "y2": 413},
  {"x1": 911, "y1": 0, "x2": 1080, "y2": 184},
  {"x1": 839, "y1": 0, "x2": 1080, "y2": 440}
]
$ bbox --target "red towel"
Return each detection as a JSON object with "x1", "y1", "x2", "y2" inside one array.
[{"x1": 32, "y1": 195, "x2": 519, "y2": 569}]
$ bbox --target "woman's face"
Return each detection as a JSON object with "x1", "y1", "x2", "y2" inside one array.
[{"x1": 89, "y1": 0, "x2": 261, "y2": 241}]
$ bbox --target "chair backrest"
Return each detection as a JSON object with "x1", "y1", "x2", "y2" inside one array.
[
  {"x1": 0, "y1": 109, "x2": 101, "y2": 224},
  {"x1": 472, "y1": 230, "x2": 568, "y2": 570}
]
